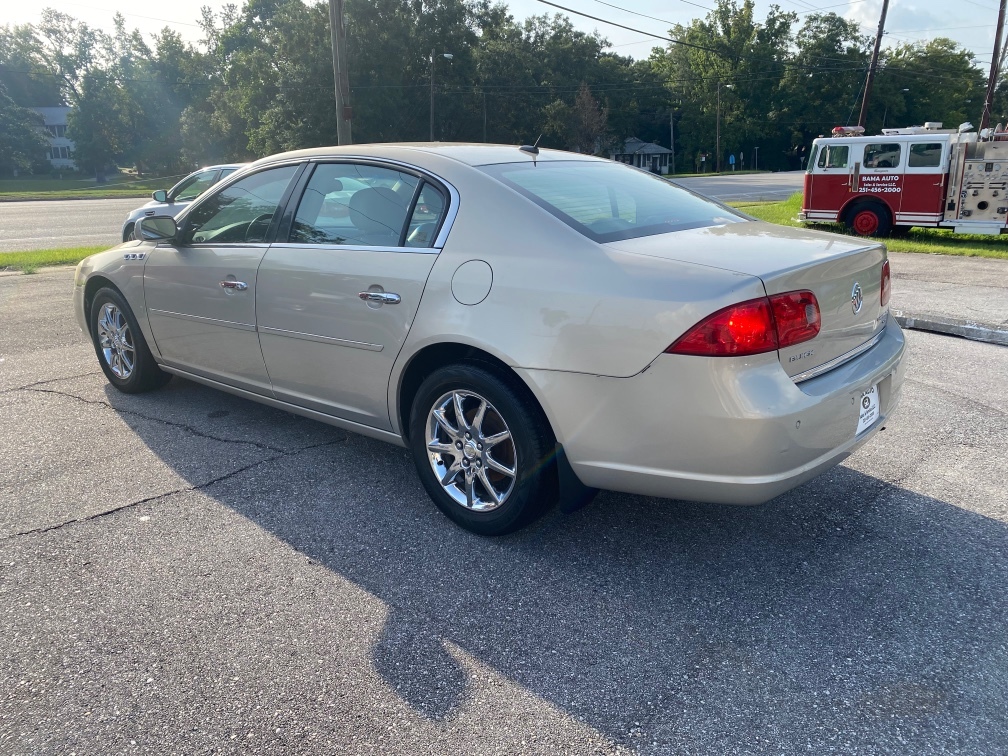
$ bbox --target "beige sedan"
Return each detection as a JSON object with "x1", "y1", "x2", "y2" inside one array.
[{"x1": 74, "y1": 144, "x2": 906, "y2": 535}]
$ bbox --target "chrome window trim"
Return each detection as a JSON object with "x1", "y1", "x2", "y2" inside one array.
[
  {"x1": 258, "y1": 325, "x2": 383, "y2": 352},
  {"x1": 792, "y1": 323, "x2": 887, "y2": 384},
  {"x1": 149, "y1": 308, "x2": 256, "y2": 333},
  {"x1": 268, "y1": 242, "x2": 440, "y2": 255}
]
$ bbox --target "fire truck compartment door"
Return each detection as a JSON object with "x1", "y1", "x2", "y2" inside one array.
[{"x1": 898, "y1": 141, "x2": 948, "y2": 224}]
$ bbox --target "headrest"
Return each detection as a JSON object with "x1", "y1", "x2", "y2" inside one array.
[{"x1": 348, "y1": 187, "x2": 406, "y2": 234}]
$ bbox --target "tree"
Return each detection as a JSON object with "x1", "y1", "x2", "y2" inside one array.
[
  {"x1": 0, "y1": 80, "x2": 49, "y2": 174},
  {"x1": 67, "y1": 69, "x2": 129, "y2": 178}
]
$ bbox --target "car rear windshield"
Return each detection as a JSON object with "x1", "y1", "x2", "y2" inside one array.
[{"x1": 480, "y1": 160, "x2": 742, "y2": 243}]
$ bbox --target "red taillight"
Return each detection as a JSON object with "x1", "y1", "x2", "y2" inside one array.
[
  {"x1": 666, "y1": 297, "x2": 778, "y2": 356},
  {"x1": 770, "y1": 290, "x2": 821, "y2": 348},
  {"x1": 666, "y1": 290, "x2": 821, "y2": 357},
  {"x1": 880, "y1": 260, "x2": 891, "y2": 307}
]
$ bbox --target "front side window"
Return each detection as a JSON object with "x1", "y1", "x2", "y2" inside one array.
[
  {"x1": 909, "y1": 143, "x2": 943, "y2": 168},
  {"x1": 817, "y1": 145, "x2": 849, "y2": 169},
  {"x1": 864, "y1": 143, "x2": 901, "y2": 169},
  {"x1": 806, "y1": 145, "x2": 819, "y2": 173},
  {"x1": 181, "y1": 165, "x2": 299, "y2": 244},
  {"x1": 172, "y1": 170, "x2": 220, "y2": 202},
  {"x1": 289, "y1": 163, "x2": 420, "y2": 247},
  {"x1": 481, "y1": 160, "x2": 740, "y2": 243}
]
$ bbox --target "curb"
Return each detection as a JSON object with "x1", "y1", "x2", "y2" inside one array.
[{"x1": 892, "y1": 311, "x2": 1008, "y2": 347}]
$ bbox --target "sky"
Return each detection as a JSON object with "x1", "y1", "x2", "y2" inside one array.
[{"x1": 3, "y1": 0, "x2": 1001, "y2": 69}]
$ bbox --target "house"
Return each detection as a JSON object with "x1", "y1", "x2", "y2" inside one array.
[
  {"x1": 611, "y1": 138, "x2": 673, "y2": 175},
  {"x1": 33, "y1": 106, "x2": 76, "y2": 170}
]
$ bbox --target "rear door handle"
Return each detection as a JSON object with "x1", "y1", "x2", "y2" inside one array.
[
  {"x1": 220, "y1": 280, "x2": 248, "y2": 291},
  {"x1": 358, "y1": 291, "x2": 401, "y2": 305}
]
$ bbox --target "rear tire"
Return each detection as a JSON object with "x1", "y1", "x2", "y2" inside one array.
[
  {"x1": 89, "y1": 287, "x2": 171, "y2": 393},
  {"x1": 408, "y1": 363, "x2": 557, "y2": 535},
  {"x1": 845, "y1": 202, "x2": 891, "y2": 237}
]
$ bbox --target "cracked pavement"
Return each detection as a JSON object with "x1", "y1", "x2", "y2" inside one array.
[{"x1": 1, "y1": 268, "x2": 1007, "y2": 755}]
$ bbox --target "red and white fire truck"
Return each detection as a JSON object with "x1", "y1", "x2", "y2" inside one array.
[{"x1": 800, "y1": 122, "x2": 1008, "y2": 236}]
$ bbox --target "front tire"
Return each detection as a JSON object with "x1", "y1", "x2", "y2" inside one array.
[
  {"x1": 122, "y1": 222, "x2": 135, "y2": 243},
  {"x1": 89, "y1": 287, "x2": 171, "y2": 393},
  {"x1": 408, "y1": 364, "x2": 557, "y2": 536}
]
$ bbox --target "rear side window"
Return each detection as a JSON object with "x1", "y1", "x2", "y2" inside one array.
[
  {"x1": 909, "y1": 143, "x2": 943, "y2": 168},
  {"x1": 806, "y1": 145, "x2": 819, "y2": 173},
  {"x1": 817, "y1": 145, "x2": 849, "y2": 169},
  {"x1": 480, "y1": 161, "x2": 740, "y2": 243},
  {"x1": 864, "y1": 143, "x2": 901, "y2": 169},
  {"x1": 289, "y1": 163, "x2": 419, "y2": 247}
]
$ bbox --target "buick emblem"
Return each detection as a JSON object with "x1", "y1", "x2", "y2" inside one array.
[{"x1": 851, "y1": 282, "x2": 864, "y2": 314}]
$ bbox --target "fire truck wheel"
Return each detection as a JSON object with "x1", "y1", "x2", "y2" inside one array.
[{"x1": 845, "y1": 202, "x2": 891, "y2": 237}]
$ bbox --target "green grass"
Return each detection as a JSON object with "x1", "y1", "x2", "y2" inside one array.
[
  {"x1": 733, "y1": 193, "x2": 1008, "y2": 259},
  {"x1": 0, "y1": 246, "x2": 104, "y2": 273},
  {"x1": 0, "y1": 174, "x2": 180, "y2": 201}
]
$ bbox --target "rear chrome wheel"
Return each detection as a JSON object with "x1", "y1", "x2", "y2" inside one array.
[
  {"x1": 425, "y1": 390, "x2": 517, "y2": 512},
  {"x1": 409, "y1": 364, "x2": 556, "y2": 535}
]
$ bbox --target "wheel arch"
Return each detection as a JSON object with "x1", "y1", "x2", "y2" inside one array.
[
  {"x1": 839, "y1": 195, "x2": 893, "y2": 226},
  {"x1": 395, "y1": 342, "x2": 542, "y2": 443},
  {"x1": 83, "y1": 274, "x2": 121, "y2": 326}
]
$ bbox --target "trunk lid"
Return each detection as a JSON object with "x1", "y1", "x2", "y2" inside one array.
[{"x1": 606, "y1": 221, "x2": 888, "y2": 380}]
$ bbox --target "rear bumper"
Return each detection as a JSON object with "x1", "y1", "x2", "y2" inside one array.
[{"x1": 518, "y1": 321, "x2": 906, "y2": 504}]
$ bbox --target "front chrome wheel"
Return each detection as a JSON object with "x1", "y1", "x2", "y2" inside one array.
[
  {"x1": 425, "y1": 390, "x2": 517, "y2": 512},
  {"x1": 96, "y1": 302, "x2": 136, "y2": 379}
]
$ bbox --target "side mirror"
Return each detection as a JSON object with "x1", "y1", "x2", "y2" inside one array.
[
  {"x1": 152, "y1": 189, "x2": 168, "y2": 203},
  {"x1": 138, "y1": 215, "x2": 178, "y2": 242}
]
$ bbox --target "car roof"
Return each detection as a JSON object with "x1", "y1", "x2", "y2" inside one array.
[{"x1": 246, "y1": 143, "x2": 604, "y2": 170}]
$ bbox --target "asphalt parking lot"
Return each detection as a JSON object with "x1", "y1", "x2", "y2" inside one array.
[{"x1": 1, "y1": 268, "x2": 1006, "y2": 754}]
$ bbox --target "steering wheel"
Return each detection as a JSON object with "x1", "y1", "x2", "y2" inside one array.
[{"x1": 245, "y1": 213, "x2": 274, "y2": 242}]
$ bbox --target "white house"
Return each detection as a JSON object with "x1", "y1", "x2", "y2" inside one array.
[
  {"x1": 611, "y1": 138, "x2": 673, "y2": 175},
  {"x1": 33, "y1": 106, "x2": 76, "y2": 170}
]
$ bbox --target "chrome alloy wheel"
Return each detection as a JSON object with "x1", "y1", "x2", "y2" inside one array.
[
  {"x1": 425, "y1": 390, "x2": 517, "y2": 512},
  {"x1": 96, "y1": 302, "x2": 136, "y2": 379}
]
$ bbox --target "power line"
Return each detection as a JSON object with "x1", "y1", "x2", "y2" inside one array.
[{"x1": 534, "y1": 0, "x2": 720, "y2": 53}]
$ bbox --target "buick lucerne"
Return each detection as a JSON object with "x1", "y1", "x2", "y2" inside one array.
[{"x1": 74, "y1": 144, "x2": 906, "y2": 535}]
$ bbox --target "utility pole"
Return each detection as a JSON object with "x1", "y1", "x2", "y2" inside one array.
[
  {"x1": 980, "y1": 0, "x2": 1007, "y2": 131},
  {"x1": 716, "y1": 82, "x2": 721, "y2": 173},
  {"x1": 858, "y1": 0, "x2": 889, "y2": 128},
  {"x1": 328, "y1": 0, "x2": 352, "y2": 145},
  {"x1": 669, "y1": 112, "x2": 675, "y2": 175}
]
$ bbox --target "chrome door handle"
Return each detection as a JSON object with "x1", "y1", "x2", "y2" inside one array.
[
  {"x1": 358, "y1": 291, "x2": 401, "y2": 305},
  {"x1": 220, "y1": 280, "x2": 248, "y2": 291}
]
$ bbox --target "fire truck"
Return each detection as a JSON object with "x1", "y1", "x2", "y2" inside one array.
[{"x1": 800, "y1": 122, "x2": 1008, "y2": 236}]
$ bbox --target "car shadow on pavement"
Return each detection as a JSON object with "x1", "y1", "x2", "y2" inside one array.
[{"x1": 108, "y1": 378, "x2": 1008, "y2": 751}]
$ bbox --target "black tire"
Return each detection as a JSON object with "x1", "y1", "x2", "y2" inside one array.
[
  {"x1": 122, "y1": 222, "x2": 135, "y2": 243},
  {"x1": 89, "y1": 287, "x2": 171, "y2": 393},
  {"x1": 845, "y1": 201, "x2": 892, "y2": 237},
  {"x1": 408, "y1": 363, "x2": 557, "y2": 536}
]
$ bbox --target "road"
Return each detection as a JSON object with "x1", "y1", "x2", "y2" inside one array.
[
  {"x1": 0, "y1": 173, "x2": 806, "y2": 253},
  {"x1": 675, "y1": 171, "x2": 804, "y2": 202},
  {"x1": 0, "y1": 197, "x2": 142, "y2": 252},
  {"x1": 1, "y1": 268, "x2": 1006, "y2": 754}
]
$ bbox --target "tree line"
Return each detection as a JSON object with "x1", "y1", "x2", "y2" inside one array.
[{"x1": 0, "y1": 0, "x2": 1000, "y2": 177}]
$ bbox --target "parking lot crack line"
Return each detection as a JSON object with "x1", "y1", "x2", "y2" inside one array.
[
  {"x1": 22, "y1": 385, "x2": 292, "y2": 453},
  {"x1": 5, "y1": 438, "x2": 350, "y2": 540},
  {"x1": 903, "y1": 376, "x2": 1008, "y2": 421},
  {"x1": 0, "y1": 370, "x2": 101, "y2": 395}
]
